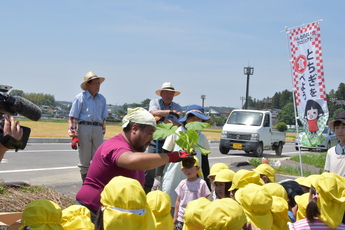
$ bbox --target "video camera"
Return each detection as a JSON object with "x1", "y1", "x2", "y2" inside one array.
[{"x1": 0, "y1": 85, "x2": 42, "y2": 151}]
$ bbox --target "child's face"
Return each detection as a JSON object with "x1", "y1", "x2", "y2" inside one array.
[
  {"x1": 186, "y1": 115, "x2": 203, "y2": 123},
  {"x1": 307, "y1": 107, "x2": 318, "y2": 120},
  {"x1": 214, "y1": 182, "x2": 226, "y2": 198},
  {"x1": 182, "y1": 166, "x2": 199, "y2": 179}
]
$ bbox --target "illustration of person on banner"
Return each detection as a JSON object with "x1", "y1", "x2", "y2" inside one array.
[{"x1": 288, "y1": 21, "x2": 329, "y2": 147}]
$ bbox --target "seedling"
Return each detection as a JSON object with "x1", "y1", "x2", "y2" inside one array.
[{"x1": 153, "y1": 122, "x2": 211, "y2": 155}]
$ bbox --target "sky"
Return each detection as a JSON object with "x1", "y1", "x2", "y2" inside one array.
[{"x1": 2, "y1": 1, "x2": 345, "y2": 109}]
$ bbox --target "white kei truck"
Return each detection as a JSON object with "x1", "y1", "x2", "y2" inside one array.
[{"x1": 219, "y1": 109, "x2": 286, "y2": 157}]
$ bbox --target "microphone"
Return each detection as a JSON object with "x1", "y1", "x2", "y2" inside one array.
[{"x1": 8, "y1": 96, "x2": 42, "y2": 121}]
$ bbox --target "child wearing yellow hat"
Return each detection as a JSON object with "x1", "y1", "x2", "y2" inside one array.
[
  {"x1": 95, "y1": 176, "x2": 156, "y2": 230},
  {"x1": 61, "y1": 205, "x2": 94, "y2": 230},
  {"x1": 228, "y1": 169, "x2": 264, "y2": 200},
  {"x1": 182, "y1": 197, "x2": 211, "y2": 230},
  {"x1": 213, "y1": 169, "x2": 235, "y2": 199},
  {"x1": 235, "y1": 183, "x2": 273, "y2": 230},
  {"x1": 19, "y1": 199, "x2": 64, "y2": 230},
  {"x1": 147, "y1": 190, "x2": 174, "y2": 230},
  {"x1": 201, "y1": 198, "x2": 247, "y2": 230},
  {"x1": 289, "y1": 172, "x2": 345, "y2": 229},
  {"x1": 253, "y1": 163, "x2": 276, "y2": 183},
  {"x1": 174, "y1": 157, "x2": 211, "y2": 230},
  {"x1": 208, "y1": 163, "x2": 229, "y2": 200}
]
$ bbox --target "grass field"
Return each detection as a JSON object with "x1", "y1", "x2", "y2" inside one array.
[
  {"x1": 19, "y1": 120, "x2": 223, "y2": 140},
  {"x1": 19, "y1": 120, "x2": 296, "y2": 141}
]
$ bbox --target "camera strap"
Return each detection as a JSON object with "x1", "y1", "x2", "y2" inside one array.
[{"x1": 0, "y1": 135, "x2": 23, "y2": 152}]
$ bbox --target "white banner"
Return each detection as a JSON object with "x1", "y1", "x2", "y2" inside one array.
[{"x1": 287, "y1": 21, "x2": 329, "y2": 146}]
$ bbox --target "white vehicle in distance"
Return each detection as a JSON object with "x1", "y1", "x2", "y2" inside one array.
[{"x1": 295, "y1": 126, "x2": 339, "y2": 151}]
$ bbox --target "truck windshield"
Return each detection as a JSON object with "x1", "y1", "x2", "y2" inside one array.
[{"x1": 227, "y1": 111, "x2": 263, "y2": 126}]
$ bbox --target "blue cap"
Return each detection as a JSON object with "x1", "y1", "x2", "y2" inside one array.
[{"x1": 179, "y1": 104, "x2": 210, "y2": 122}]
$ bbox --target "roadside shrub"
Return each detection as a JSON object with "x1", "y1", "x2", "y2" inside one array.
[{"x1": 276, "y1": 122, "x2": 288, "y2": 132}]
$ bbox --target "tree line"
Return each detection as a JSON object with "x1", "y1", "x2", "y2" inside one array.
[{"x1": 9, "y1": 83, "x2": 345, "y2": 127}]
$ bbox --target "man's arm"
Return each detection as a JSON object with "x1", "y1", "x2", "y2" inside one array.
[{"x1": 117, "y1": 150, "x2": 190, "y2": 170}]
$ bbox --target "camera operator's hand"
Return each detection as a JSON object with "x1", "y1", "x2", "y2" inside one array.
[
  {"x1": 71, "y1": 136, "x2": 80, "y2": 150},
  {"x1": 0, "y1": 115, "x2": 23, "y2": 162},
  {"x1": 3, "y1": 115, "x2": 23, "y2": 142}
]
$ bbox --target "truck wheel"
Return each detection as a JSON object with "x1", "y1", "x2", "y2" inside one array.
[
  {"x1": 275, "y1": 142, "x2": 283, "y2": 156},
  {"x1": 253, "y1": 143, "x2": 263, "y2": 157},
  {"x1": 219, "y1": 146, "x2": 230, "y2": 154}
]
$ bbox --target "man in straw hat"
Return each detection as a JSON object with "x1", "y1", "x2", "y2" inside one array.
[
  {"x1": 68, "y1": 71, "x2": 108, "y2": 182},
  {"x1": 324, "y1": 111, "x2": 345, "y2": 177},
  {"x1": 76, "y1": 107, "x2": 191, "y2": 222},
  {"x1": 145, "y1": 82, "x2": 183, "y2": 192}
]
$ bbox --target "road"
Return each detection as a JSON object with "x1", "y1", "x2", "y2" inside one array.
[{"x1": 0, "y1": 141, "x2": 300, "y2": 198}]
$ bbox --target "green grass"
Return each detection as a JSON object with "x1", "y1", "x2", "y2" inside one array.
[
  {"x1": 248, "y1": 151, "x2": 326, "y2": 177},
  {"x1": 289, "y1": 152, "x2": 327, "y2": 168}
]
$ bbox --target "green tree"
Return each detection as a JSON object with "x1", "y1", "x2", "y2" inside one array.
[
  {"x1": 9, "y1": 89, "x2": 24, "y2": 97},
  {"x1": 278, "y1": 102, "x2": 295, "y2": 125},
  {"x1": 276, "y1": 122, "x2": 288, "y2": 132}
]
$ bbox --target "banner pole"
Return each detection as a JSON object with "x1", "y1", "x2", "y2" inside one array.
[
  {"x1": 283, "y1": 26, "x2": 304, "y2": 176},
  {"x1": 281, "y1": 19, "x2": 323, "y2": 32}
]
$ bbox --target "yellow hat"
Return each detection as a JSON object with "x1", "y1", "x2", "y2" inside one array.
[
  {"x1": 315, "y1": 172, "x2": 345, "y2": 229},
  {"x1": 208, "y1": 163, "x2": 229, "y2": 177},
  {"x1": 253, "y1": 163, "x2": 276, "y2": 182},
  {"x1": 294, "y1": 176, "x2": 306, "y2": 185},
  {"x1": 19, "y1": 199, "x2": 64, "y2": 230},
  {"x1": 147, "y1": 191, "x2": 173, "y2": 230},
  {"x1": 263, "y1": 183, "x2": 288, "y2": 201},
  {"x1": 214, "y1": 169, "x2": 235, "y2": 183},
  {"x1": 61, "y1": 205, "x2": 94, "y2": 230},
  {"x1": 201, "y1": 198, "x2": 247, "y2": 230},
  {"x1": 299, "y1": 174, "x2": 320, "y2": 188},
  {"x1": 100, "y1": 176, "x2": 156, "y2": 230},
  {"x1": 183, "y1": 197, "x2": 211, "y2": 230},
  {"x1": 235, "y1": 184, "x2": 273, "y2": 230},
  {"x1": 271, "y1": 196, "x2": 290, "y2": 230},
  {"x1": 294, "y1": 193, "x2": 309, "y2": 221},
  {"x1": 229, "y1": 169, "x2": 264, "y2": 191}
]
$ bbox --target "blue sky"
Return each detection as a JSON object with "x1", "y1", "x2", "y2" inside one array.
[{"x1": 2, "y1": 1, "x2": 344, "y2": 108}]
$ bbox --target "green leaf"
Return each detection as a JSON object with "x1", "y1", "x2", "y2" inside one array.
[
  {"x1": 153, "y1": 123, "x2": 178, "y2": 140},
  {"x1": 196, "y1": 144, "x2": 211, "y2": 155},
  {"x1": 185, "y1": 121, "x2": 210, "y2": 131}
]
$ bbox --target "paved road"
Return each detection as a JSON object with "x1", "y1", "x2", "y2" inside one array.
[{"x1": 0, "y1": 141, "x2": 300, "y2": 198}]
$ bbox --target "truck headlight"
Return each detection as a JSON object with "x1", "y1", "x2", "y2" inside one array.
[
  {"x1": 251, "y1": 133, "x2": 259, "y2": 141},
  {"x1": 221, "y1": 131, "x2": 227, "y2": 138}
]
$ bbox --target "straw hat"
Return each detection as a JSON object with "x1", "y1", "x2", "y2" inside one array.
[
  {"x1": 80, "y1": 71, "x2": 105, "y2": 90},
  {"x1": 155, "y1": 82, "x2": 180, "y2": 96}
]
